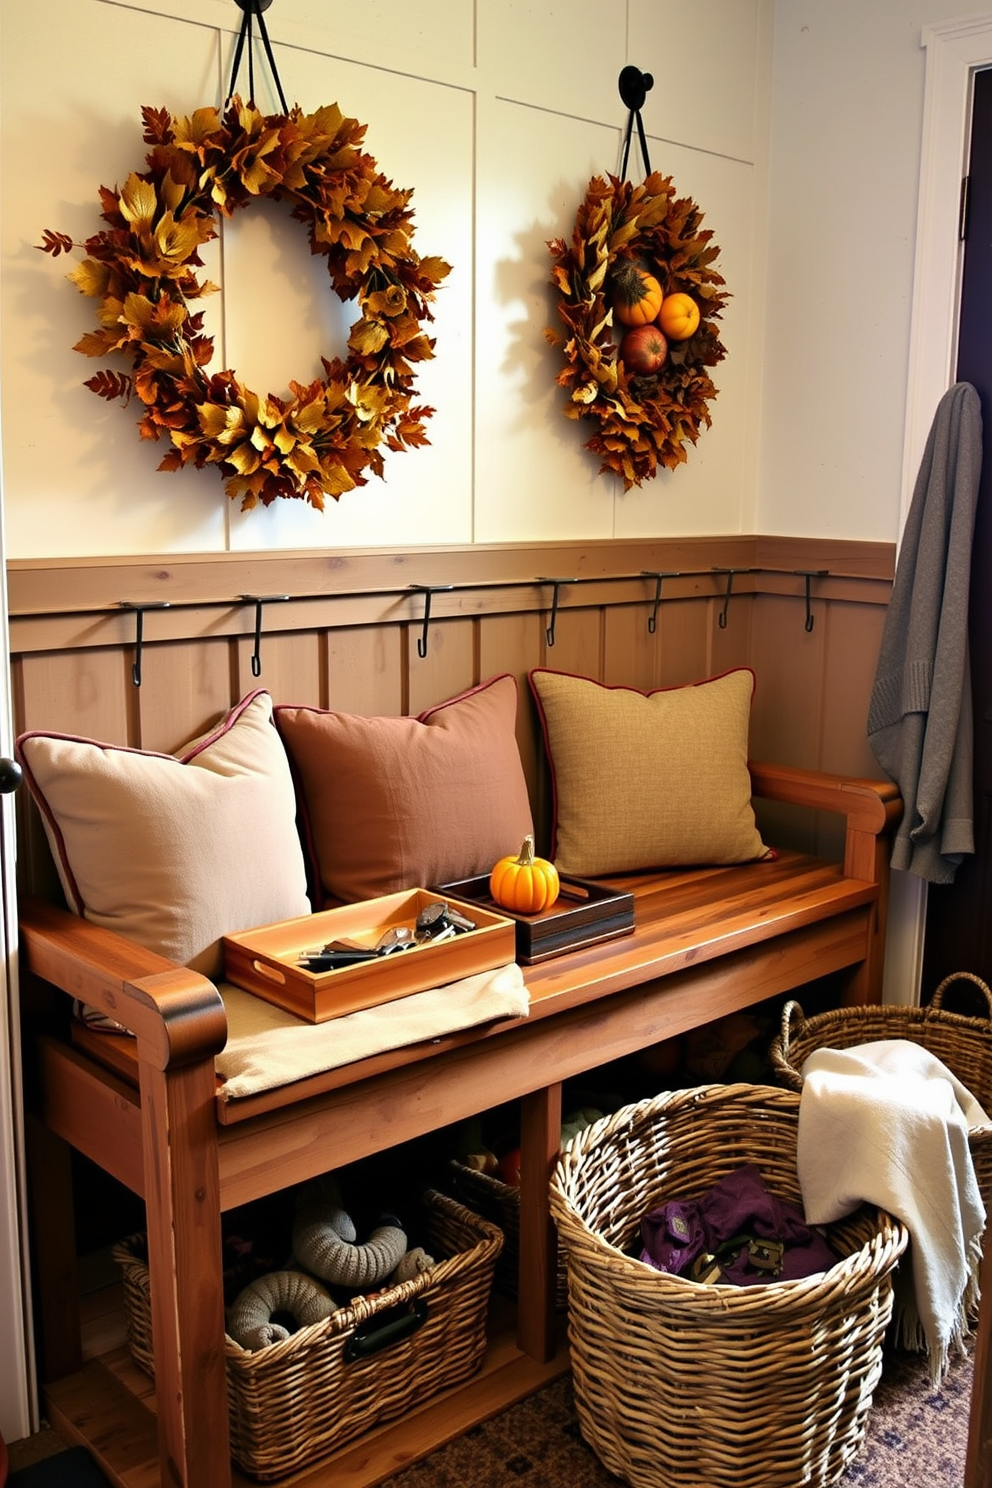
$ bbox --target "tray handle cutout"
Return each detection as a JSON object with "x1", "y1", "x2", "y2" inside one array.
[{"x1": 250, "y1": 959, "x2": 287, "y2": 986}]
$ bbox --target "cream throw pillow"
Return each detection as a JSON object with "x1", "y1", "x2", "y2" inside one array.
[
  {"x1": 528, "y1": 668, "x2": 768, "y2": 877},
  {"x1": 16, "y1": 690, "x2": 311, "y2": 978}
]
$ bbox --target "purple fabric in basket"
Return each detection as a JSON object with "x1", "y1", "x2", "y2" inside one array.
[{"x1": 640, "y1": 1163, "x2": 837, "y2": 1285}]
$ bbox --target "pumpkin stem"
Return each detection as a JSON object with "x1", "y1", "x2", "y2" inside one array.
[{"x1": 517, "y1": 835, "x2": 536, "y2": 866}]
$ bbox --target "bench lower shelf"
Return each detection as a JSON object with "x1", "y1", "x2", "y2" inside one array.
[{"x1": 47, "y1": 1289, "x2": 570, "y2": 1488}]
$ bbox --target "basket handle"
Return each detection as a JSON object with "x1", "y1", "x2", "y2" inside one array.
[
  {"x1": 343, "y1": 1297, "x2": 428, "y2": 1362},
  {"x1": 931, "y1": 971, "x2": 992, "y2": 1021},
  {"x1": 778, "y1": 999, "x2": 807, "y2": 1056}
]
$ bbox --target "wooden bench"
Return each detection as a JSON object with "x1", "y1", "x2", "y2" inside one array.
[{"x1": 16, "y1": 757, "x2": 899, "y2": 1488}]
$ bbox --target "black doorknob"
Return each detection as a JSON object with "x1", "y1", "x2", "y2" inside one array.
[{"x1": 0, "y1": 758, "x2": 23, "y2": 794}]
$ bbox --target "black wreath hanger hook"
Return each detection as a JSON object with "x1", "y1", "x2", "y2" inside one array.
[
  {"x1": 229, "y1": 0, "x2": 288, "y2": 114},
  {"x1": 618, "y1": 65, "x2": 654, "y2": 180}
]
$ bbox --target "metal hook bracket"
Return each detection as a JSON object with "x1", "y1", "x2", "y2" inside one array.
[
  {"x1": 119, "y1": 601, "x2": 171, "y2": 687},
  {"x1": 641, "y1": 570, "x2": 681, "y2": 634},
  {"x1": 240, "y1": 594, "x2": 290, "y2": 677},
  {"x1": 536, "y1": 576, "x2": 578, "y2": 648},
  {"x1": 711, "y1": 568, "x2": 758, "y2": 630},
  {"x1": 408, "y1": 584, "x2": 454, "y2": 658},
  {"x1": 794, "y1": 570, "x2": 829, "y2": 632}
]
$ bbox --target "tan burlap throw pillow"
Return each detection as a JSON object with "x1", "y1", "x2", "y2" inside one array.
[{"x1": 528, "y1": 667, "x2": 768, "y2": 877}]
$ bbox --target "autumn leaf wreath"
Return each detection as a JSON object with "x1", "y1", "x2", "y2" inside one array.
[
  {"x1": 547, "y1": 171, "x2": 729, "y2": 490},
  {"x1": 40, "y1": 99, "x2": 451, "y2": 511}
]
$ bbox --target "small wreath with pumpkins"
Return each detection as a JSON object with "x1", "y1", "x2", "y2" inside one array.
[
  {"x1": 547, "y1": 170, "x2": 729, "y2": 490},
  {"x1": 39, "y1": 98, "x2": 450, "y2": 511}
]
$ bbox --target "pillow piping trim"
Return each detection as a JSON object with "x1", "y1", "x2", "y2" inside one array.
[{"x1": 179, "y1": 687, "x2": 271, "y2": 763}]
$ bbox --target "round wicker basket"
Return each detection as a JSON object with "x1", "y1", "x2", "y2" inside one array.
[
  {"x1": 549, "y1": 1083, "x2": 908, "y2": 1488},
  {"x1": 770, "y1": 974, "x2": 992, "y2": 1214}
]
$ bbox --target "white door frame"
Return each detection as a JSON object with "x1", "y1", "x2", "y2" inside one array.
[
  {"x1": 881, "y1": 11, "x2": 992, "y2": 1008},
  {"x1": 0, "y1": 388, "x2": 35, "y2": 1440}
]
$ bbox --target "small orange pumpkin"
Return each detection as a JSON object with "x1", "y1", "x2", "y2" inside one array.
[
  {"x1": 611, "y1": 262, "x2": 664, "y2": 327},
  {"x1": 490, "y1": 835, "x2": 560, "y2": 915}
]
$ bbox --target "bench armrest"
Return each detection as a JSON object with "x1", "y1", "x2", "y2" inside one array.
[
  {"x1": 18, "y1": 895, "x2": 227, "y2": 1072},
  {"x1": 748, "y1": 760, "x2": 901, "y2": 882}
]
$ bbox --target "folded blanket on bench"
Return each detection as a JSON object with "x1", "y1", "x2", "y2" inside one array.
[
  {"x1": 215, "y1": 961, "x2": 529, "y2": 1101},
  {"x1": 796, "y1": 1038, "x2": 988, "y2": 1384}
]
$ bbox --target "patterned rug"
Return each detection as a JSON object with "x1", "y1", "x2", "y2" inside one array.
[{"x1": 383, "y1": 1341, "x2": 974, "y2": 1488}]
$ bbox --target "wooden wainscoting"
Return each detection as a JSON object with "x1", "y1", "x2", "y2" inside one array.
[{"x1": 7, "y1": 534, "x2": 894, "y2": 895}]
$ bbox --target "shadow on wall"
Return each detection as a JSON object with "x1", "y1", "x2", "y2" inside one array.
[{"x1": 494, "y1": 192, "x2": 598, "y2": 467}]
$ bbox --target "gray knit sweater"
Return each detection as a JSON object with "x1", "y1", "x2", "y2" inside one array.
[{"x1": 867, "y1": 381, "x2": 982, "y2": 885}]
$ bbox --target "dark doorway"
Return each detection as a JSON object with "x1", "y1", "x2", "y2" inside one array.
[{"x1": 922, "y1": 64, "x2": 992, "y2": 1010}]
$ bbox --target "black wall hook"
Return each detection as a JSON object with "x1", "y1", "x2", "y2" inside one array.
[
  {"x1": 240, "y1": 594, "x2": 290, "y2": 676},
  {"x1": 795, "y1": 570, "x2": 829, "y2": 633},
  {"x1": 119, "y1": 601, "x2": 171, "y2": 687},
  {"x1": 641, "y1": 570, "x2": 680, "y2": 634},
  {"x1": 711, "y1": 568, "x2": 756, "y2": 630},
  {"x1": 536, "y1": 576, "x2": 578, "y2": 648},
  {"x1": 229, "y1": 0, "x2": 288, "y2": 112},
  {"x1": 618, "y1": 65, "x2": 654, "y2": 178},
  {"x1": 408, "y1": 584, "x2": 454, "y2": 658}
]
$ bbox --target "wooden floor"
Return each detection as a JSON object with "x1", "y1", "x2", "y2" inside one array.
[{"x1": 38, "y1": 1274, "x2": 569, "y2": 1488}]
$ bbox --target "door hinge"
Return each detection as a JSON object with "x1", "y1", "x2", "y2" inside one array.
[{"x1": 960, "y1": 173, "x2": 971, "y2": 242}]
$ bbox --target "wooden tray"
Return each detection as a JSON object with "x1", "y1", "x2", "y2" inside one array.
[
  {"x1": 222, "y1": 889, "x2": 516, "y2": 1022},
  {"x1": 435, "y1": 875, "x2": 635, "y2": 963}
]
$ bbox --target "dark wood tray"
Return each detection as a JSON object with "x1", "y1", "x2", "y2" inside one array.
[{"x1": 435, "y1": 875, "x2": 635, "y2": 963}]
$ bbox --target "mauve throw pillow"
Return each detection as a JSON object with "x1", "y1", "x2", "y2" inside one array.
[
  {"x1": 16, "y1": 690, "x2": 311, "y2": 978},
  {"x1": 528, "y1": 667, "x2": 768, "y2": 877},
  {"x1": 275, "y1": 674, "x2": 534, "y2": 904}
]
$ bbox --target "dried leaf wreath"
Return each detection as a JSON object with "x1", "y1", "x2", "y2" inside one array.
[
  {"x1": 547, "y1": 171, "x2": 729, "y2": 490},
  {"x1": 39, "y1": 98, "x2": 451, "y2": 510}
]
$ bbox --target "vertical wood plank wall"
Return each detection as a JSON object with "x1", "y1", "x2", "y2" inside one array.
[{"x1": 6, "y1": 536, "x2": 894, "y2": 895}]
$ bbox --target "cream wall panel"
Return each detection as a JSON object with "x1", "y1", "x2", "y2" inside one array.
[
  {"x1": 758, "y1": 0, "x2": 977, "y2": 542},
  {"x1": 478, "y1": 0, "x2": 628, "y2": 122},
  {"x1": 474, "y1": 101, "x2": 621, "y2": 543},
  {"x1": 277, "y1": 0, "x2": 475, "y2": 72},
  {"x1": 0, "y1": 1, "x2": 229, "y2": 558},
  {"x1": 629, "y1": 0, "x2": 770, "y2": 162},
  {"x1": 222, "y1": 51, "x2": 474, "y2": 551}
]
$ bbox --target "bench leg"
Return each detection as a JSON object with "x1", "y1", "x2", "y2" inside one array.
[
  {"x1": 516, "y1": 1083, "x2": 562, "y2": 1363},
  {"x1": 139, "y1": 1056, "x2": 231, "y2": 1488}
]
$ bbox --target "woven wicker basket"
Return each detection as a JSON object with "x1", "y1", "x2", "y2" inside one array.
[
  {"x1": 448, "y1": 1158, "x2": 569, "y2": 1309},
  {"x1": 549, "y1": 1084, "x2": 908, "y2": 1488},
  {"x1": 770, "y1": 974, "x2": 992, "y2": 1215},
  {"x1": 113, "y1": 1188, "x2": 502, "y2": 1481}
]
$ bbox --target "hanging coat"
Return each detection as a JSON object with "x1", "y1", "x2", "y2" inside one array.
[{"x1": 867, "y1": 381, "x2": 982, "y2": 884}]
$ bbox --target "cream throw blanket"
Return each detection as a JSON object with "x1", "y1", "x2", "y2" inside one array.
[
  {"x1": 215, "y1": 962, "x2": 529, "y2": 1101},
  {"x1": 797, "y1": 1039, "x2": 988, "y2": 1384}
]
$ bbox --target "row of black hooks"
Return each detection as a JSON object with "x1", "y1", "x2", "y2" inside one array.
[{"x1": 118, "y1": 569, "x2": 831, "y2": 684}]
